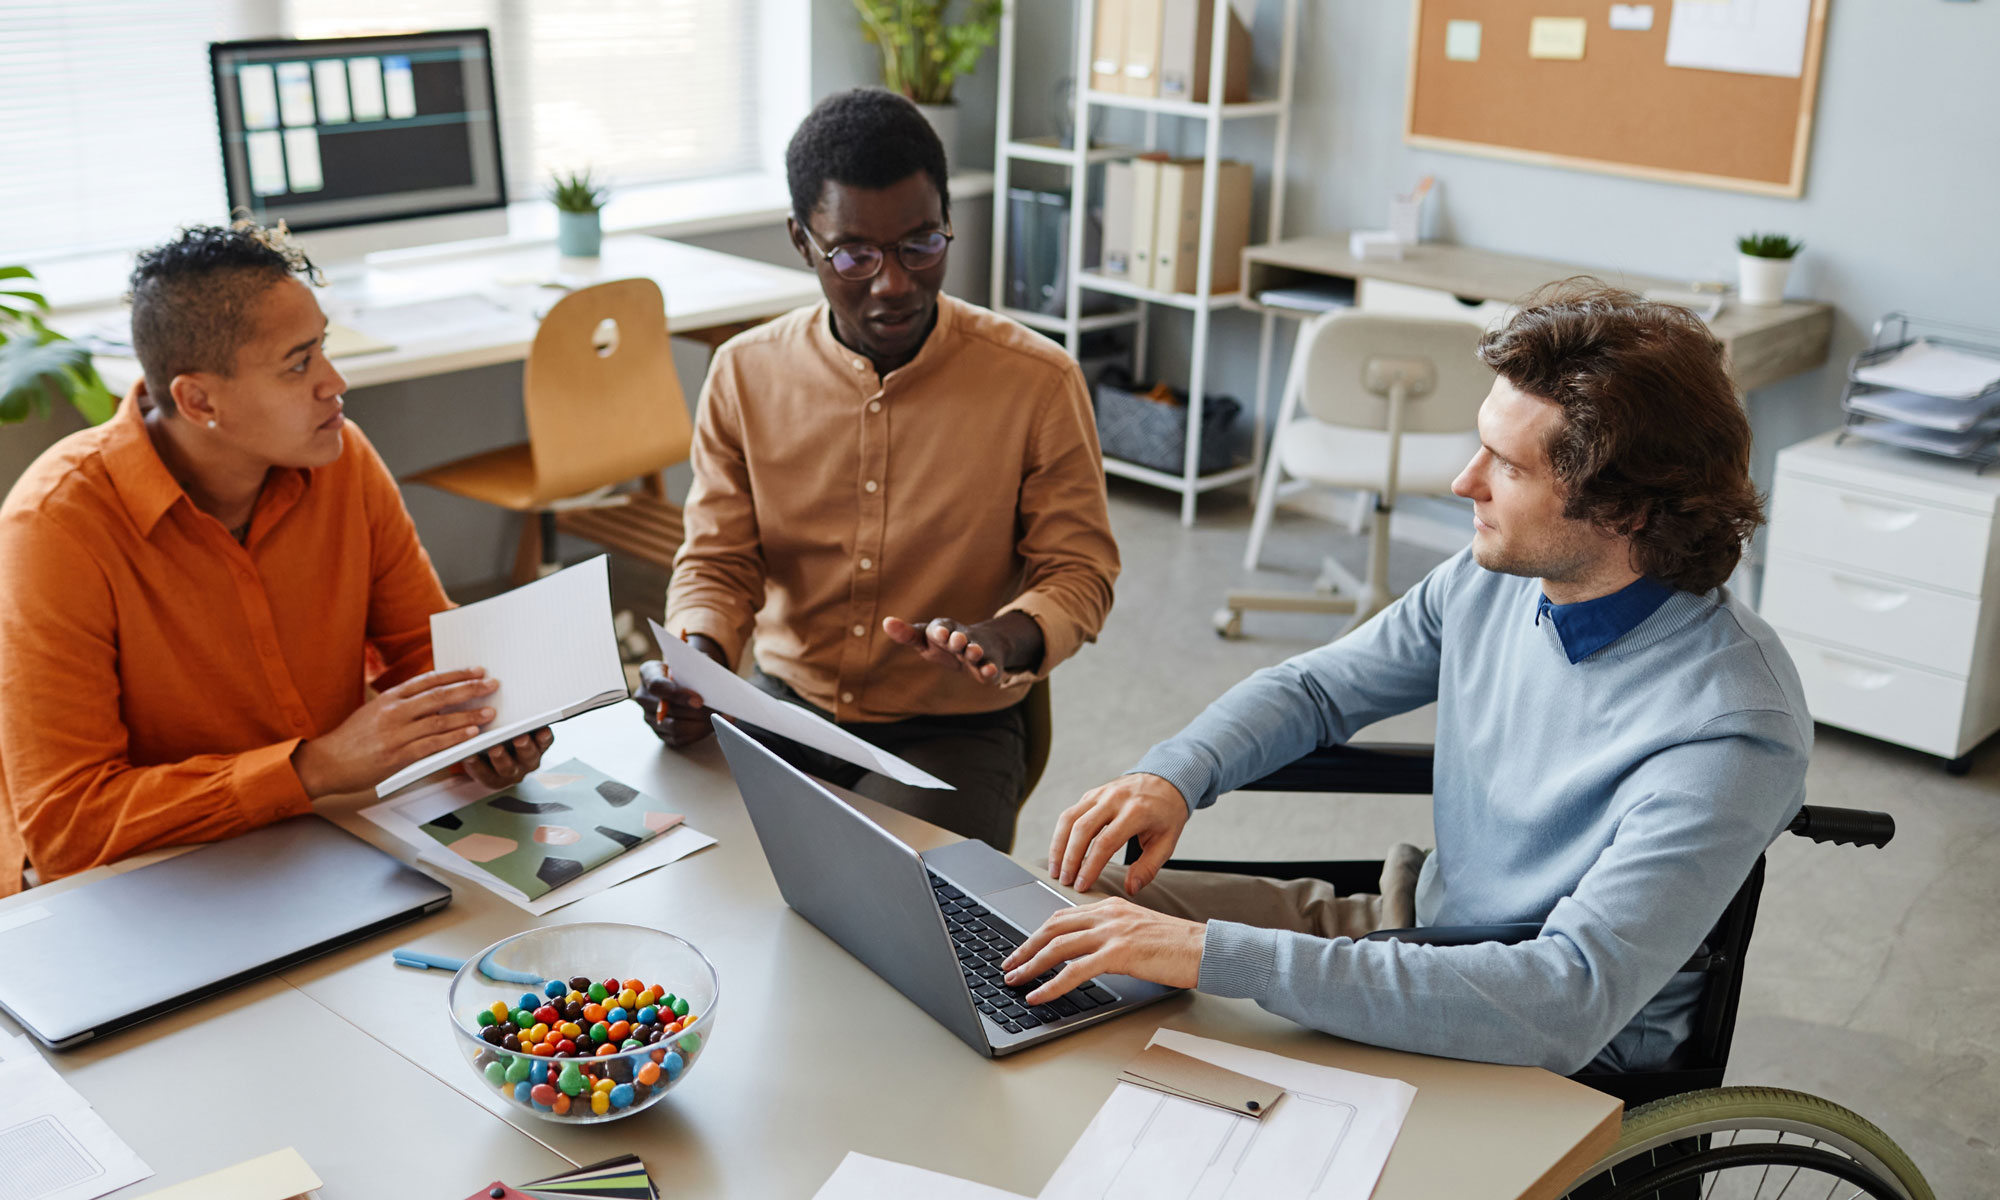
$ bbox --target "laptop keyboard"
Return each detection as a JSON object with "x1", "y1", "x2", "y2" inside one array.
[{"x1": 929, "y1": 871, "x2": 1120, "y2": 1035}]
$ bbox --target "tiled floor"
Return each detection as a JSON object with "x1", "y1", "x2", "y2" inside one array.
[{"x1": 573, "y1": 480, "x2": 1997, "y2": 1195}]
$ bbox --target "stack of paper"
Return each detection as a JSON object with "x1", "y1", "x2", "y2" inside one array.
[
  {"x1": 138, "y1": 1148, "x2": 319, "y2": 1199},
  {"x1": 1853, "y1": 339, "x2": 2000, "y2": 400},
  {"x1": 379, "y1": 556, "x2": 629, "y2": 797},
  {"x1": 361, "y1": 764, "x2": 715, "y2": 915},
  {"x1": 0, "y1": 1034, "x2": 152, "y2": 1200},
  {"x1": 1845, "y1": 339, "x2": 2000, "y2": 459},
  {"x1": 809, "y1": 1031, "x2": 1416, "y2": 1200}
]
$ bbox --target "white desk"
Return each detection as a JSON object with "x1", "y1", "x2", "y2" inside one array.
[
  {"x1": 0, "y1": 704, "x2": 1621, "y2": 1198},
  {"x1": 55, "y1": 235, "x2": 823, "y2": 395}
]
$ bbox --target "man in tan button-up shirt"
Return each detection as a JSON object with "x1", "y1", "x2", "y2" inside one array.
[{"x1": 636, "y1": 89, "x2": 1120, "y2": 851}]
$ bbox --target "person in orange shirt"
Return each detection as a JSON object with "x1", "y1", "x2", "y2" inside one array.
[{"x1": 0, "y1": 223, "x2": 550, "y2": 896}]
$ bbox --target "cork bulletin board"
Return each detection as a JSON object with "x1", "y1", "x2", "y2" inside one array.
[{"x1": 1403, "y1": 0, "x2": 1830, "y2": 197}]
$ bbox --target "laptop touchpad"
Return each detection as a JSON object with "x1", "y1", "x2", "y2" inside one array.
[{"x1": 983, "y1": 880, "x2": 1073, "y2": 933}]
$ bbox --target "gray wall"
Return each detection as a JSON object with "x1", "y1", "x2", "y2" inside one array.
[{"x1": 1009, "y1": 0, "x2": 2000, "y2": 496}]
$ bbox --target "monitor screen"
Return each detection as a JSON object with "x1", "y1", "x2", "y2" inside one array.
[{"x1": 210, "y1": 29, "x2": 506, "y2": 233}]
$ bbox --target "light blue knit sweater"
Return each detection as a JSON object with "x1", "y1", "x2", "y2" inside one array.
[{"x1": 1133, "y1": 549, "x2": 1811, "y2": 1073}]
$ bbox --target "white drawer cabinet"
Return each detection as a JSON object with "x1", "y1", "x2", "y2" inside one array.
[{"x1": 1764, "y1": 432, "x2": 2000, "y2": 767}]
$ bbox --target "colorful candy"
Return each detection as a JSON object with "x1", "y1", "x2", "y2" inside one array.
[{"x1": 467, "y1": 969, "x2": 705, "y2": 1120}]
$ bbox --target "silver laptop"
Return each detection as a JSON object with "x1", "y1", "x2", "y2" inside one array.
[
  {"x1": 714, "y1": 717, "x2": 1179, "y2": 1057},
  {"x1": 0, "y1": 815, "x2": 451, "y2": 1049}
]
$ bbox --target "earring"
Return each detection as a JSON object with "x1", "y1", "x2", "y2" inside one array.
[{"x1": 206, "y1": 420, "x2": 218, "y2": 430}]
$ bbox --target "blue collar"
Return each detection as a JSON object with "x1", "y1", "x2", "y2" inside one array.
[{"x1": 1535, "y1": 576, "x2": 1677, "y2": 664}]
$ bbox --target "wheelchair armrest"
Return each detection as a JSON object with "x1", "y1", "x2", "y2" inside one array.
[
  {"x1": 1787, "y1": 805, "x2": 1894, "y2": 848},
  {"x1": 1361, "y1": 922, "x2": 1541, "y2": 947},
  {"x1": 1239, "y1": 743, "x2": 1436, "y2": 795}
]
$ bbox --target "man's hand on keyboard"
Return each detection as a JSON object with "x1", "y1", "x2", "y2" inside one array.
[{"x1": 1001, "y1": 897, "x2": 1204, "y2": 1006}]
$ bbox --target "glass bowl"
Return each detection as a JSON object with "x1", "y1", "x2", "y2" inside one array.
[{"x1": 447, "y1": 922, "x2": 718, "y2": 1123}]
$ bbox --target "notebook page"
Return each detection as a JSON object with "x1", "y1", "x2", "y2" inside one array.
[{"x1": 377, "y1": 556, "x2": 626, "y2": 795}]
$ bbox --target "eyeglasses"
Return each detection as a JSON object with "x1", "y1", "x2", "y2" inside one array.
[{"x1": 798, "y1": 224, "x2": 954, "y2": 281}]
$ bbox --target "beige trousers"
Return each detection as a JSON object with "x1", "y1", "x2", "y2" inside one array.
[{"x1": 1088, "y1": 844, "x2": 1431, "y2": 939}]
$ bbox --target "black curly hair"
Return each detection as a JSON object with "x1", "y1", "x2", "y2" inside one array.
[
  {"x1": 785, "y1": 88, "x2": 950, "y2": 227},
  {"x1": 128, "y1": 221, "x2": 319, "y2": 415}
]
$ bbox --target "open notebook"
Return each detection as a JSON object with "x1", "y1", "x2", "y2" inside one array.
[{"x1": 377, "y1": 556, "x2": 628, "y2": 796}]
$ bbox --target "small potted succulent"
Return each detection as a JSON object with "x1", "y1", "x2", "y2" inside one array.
[
  {"x1": 1, "y1": 265, "x2": 116, "y2": 426},
  {"x1": 1736, "y1": 232, "x2": 1801, "y2": 307},
  {"x1": 549, "y1": 169, "x2": 609, "y2": 258},
  {"x1": 854, "y1": 0, "x2": 1003, "y2": 169}
]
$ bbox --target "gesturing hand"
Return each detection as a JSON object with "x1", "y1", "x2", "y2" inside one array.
[
  {"x1": 291, "y1": 667, "x2": 501, "y2": 798},
  {"x1": 634, "y1": 634, "x2": 730, "y2": 748},
  {"x1": 1000, "y1": 897, "x2": 1206, "y2": 1006},
  {"x1": 881, "y1": 616, "x2": 1011, "y2": 684},
  {"x1": 1048, "y1": 772, "x2": 1192, "y2": 895}
]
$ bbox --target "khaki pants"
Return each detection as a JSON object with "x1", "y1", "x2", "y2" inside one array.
[{"x1": 1088, "y1": 844, "x2": 1431, "y2": 939}]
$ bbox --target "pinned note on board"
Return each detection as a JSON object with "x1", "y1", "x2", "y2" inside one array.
[
  {"x1": 1609, "y1": 4, "x2": 1655, "y2": 30},
  {"x1": 1445, "y1": 19, "x2": 1482, "y2": 61},
  {"x1": 1529, "y1": 16, "x2": 1589, "y2": 59}
]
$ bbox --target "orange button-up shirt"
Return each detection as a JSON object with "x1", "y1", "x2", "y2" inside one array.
[
  {"x1": 0, "y1": 389, "x2": 451, "y2": 894},
  {"x1": 667, "y1": 295, "x2": 1120, "y2": 722}
]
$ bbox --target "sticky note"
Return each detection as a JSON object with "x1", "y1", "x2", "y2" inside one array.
[
  {"x1": 1529, "y1": 16, "x2": 1588, "y2": 59},
  {"x1": 1445, "y1": 20, "x2": 1482, "y2": 61},
  {"x1": 1609, "y1": 4, "x2": 1654, "y2": 30}
]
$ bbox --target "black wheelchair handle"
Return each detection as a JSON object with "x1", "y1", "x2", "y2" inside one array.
[{"x1": 1786, "y1": 805, "x2": 1894, "y2": 848}]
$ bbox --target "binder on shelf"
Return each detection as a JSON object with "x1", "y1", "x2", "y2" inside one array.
[
  {"x1": 1100, "y1": 160, "x2": 1136, "y2": 278},
  {"x1": 1090, "y1": 0, "x2": 1130, "y2": 93},
  {"x1": 1150, "y1": 159, "x2": 1251, "y2": 294},
  {"x1": 1128, "y1": 155, "x2": 1168, "y2": 285},
  {"x1": 1122, "y1": 0, "x2": 1166, "y2": 96},
  {"x1": 1005, "y1": 187, "x2": 1037, "y2": 311},
  {"x1": 1036, "y1": 190, "x2": 1070, "y2": 315},
  {"x1": 1158, "y1": 0, "x2": 1254, "y2": 104}
]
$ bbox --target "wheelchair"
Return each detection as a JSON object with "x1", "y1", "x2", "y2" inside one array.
[{"x1": 1136, "y1": 742, "x2": 1936, "y2": 1200}]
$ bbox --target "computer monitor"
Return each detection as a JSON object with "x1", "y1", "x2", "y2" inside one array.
[{"x1": 210, "y1": 28, "x2": 509, "y2": 266}]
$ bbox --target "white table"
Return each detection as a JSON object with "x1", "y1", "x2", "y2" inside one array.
[
  {"x1": 0, "y1": 704, "x2": 1621, "y2": 1198},
  {"x1": 54, "y1": 235, "x2": 823, "y2": 395}
]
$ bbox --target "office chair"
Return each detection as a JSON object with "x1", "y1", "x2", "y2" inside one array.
[
  {"x1": 1128, "y1": 744, "x2": 1935, "y2": 1199},
  {"x1": 1216, "y1": 311, "x2": 1488, "y2": 639},
  {"x1": 408, "y1": 278, "x2": 693, "y2": 584}
]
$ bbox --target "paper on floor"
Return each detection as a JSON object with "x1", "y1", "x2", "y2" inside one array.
[
  {"x1": 1037, "y1": 1029, "x2": 1417, "y2": 1200},
  {"x1": 813, "y1": 1153, "x2": 1031, "y2": 1200},
  {"x1": 0, "y1": 1036, "x2": 153, "y2": 1200},
  {"x1": 648, "y1": 619, "x2": 953, "y2": 790},
  {"x1": 360, "y1": 771, "x2": 716, "y2": 915}
]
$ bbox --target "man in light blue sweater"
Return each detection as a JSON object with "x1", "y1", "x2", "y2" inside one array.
[{"x1": 1002, "y1": 283, "x2": 1812, "y2": 1074}]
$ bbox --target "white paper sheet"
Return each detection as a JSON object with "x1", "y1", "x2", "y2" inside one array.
[
  {"x1": 1609, "y1": 4, "x2": 1654, "y2": 31},
  {"x1": 236, "y1": 64, "x2": 279, "y2": 130},
  {"x1": 311, "y1": 60, "x2": 350, "y2": 124},
  {"x1": 382, "y1": 55, "x2": 417, "y2": 119},
  {"x1": 1665, "y1": 0, "x2": 1811, "y2": 78},
  {"x1": 282, "y1": 129, "x2": 323, "y2": 193},
  {"x1": 1852, "y1": 339, "x2": 2000, "y2": 401},
  {"x1": 813, "y1": 1153, "x2": 1031, "y2": 1200},
  {"x1": 0, "y1": 1037, "x2": 153, "y2": 1200},
  {"x1": 346, "y1": 57, "x2": 386, "y2": 121},
  {"x1": 136, "y1": 1147, "x2": 320, "y2": 1200},
  {"x1": 275, "y1": 61, "x2": 316, "y2": 127},
  {"x1": 1038, "y1": 1030, "x2": 1416, "y2": 1200},
  {"x1": 379, "y1": 557, "x2": 627, "y2": 796},
  {"x1": 648, "y1": 619, "x2": 954, "y2": 790},
  {"x1": 359, "y1": 773, "x2": 717, "y2": 915}
]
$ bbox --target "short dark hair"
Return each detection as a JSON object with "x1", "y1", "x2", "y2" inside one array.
[
  {"x1": 129, "y1": 222, "x2": 319, "y2": 414},
  {"x1": 785, "y1": 88, "x2": 951, "y2": 227},
  {"x1": 1476, "y1": 280, "x2": 1763, "y2": 594}
]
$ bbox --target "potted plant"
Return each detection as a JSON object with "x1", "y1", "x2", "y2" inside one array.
[
  {"x1": 549, "y1": 169, "x2": 609, "y2": 258},
  {"x1": 853, "y1": 0, "x2": 1004, "y2": 169},
  {"x1": 1736, "y1": 232, "x2": 1801, "y2": 307},
  {"x1": 1, "y1": 265, "x2": 115, "y2": 426}
]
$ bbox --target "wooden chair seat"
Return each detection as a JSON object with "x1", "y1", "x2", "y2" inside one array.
[
  {"x1": 407, "y1": 443, "x2": 543, "y2": 511},
  {"x1": 553, "y1": 490, "x2": 686, "y2": 573}
]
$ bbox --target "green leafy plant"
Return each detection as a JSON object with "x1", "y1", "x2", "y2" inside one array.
[
  {"x1": 0, "y1": 266, "x2": 115, "y2": 426},
  {"x1": 1737, "y1": 232, "x2": 1802, "y2": 260},
  {"x1": 854, "y1": 0, "x2": 1003, "y2": 105},
  {"x1": 547, "y1": 169, "x2": 609, "y2": 214}
]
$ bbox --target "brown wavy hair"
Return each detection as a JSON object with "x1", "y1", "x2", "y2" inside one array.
[{"x1": 1476, "y1": 280, "x2": 1763, "y2": 593}]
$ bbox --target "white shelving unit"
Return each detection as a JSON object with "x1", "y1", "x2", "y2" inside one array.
[{"x1": 989, "y1": 0, "x2": 1301, "y2": 525}]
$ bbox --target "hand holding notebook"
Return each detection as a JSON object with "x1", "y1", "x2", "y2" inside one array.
[{"x1": 377, "y1": 556, "x2": 629, "y2": 796}]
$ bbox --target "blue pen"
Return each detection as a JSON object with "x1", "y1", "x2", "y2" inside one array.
[{"x1": 391, "y1": 947, "x2": 546, "y2": 986}]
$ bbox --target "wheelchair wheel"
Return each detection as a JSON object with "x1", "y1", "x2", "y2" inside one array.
[{"x1": 1562, "y1": 1086, "x2": 1934, "y2": 1200}]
